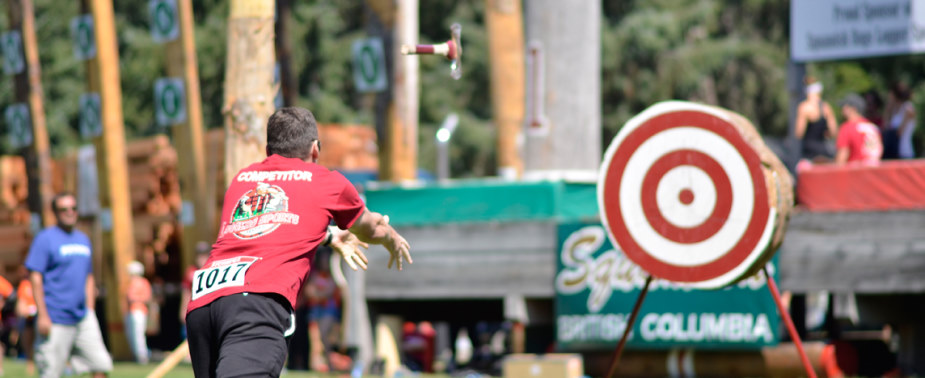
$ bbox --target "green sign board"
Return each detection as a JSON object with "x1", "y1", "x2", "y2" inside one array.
[
  {"x1": 154, "y1": 78, "x2": 186, "y2": 126},
  {"x1": 70, "y1": 15, "x2": 96, "y2": 61},
  {"x1": 4, "y1": 103, "x2": 31, "y2": 148},
  {"x1": 149, "y1": 0, "x2": 179, "y2": 43},
  {"x1": 351, "y1": 38, "x2": 387, "y2": 93},
  {"x1": 2, "y1": 31, "x2": 25, "y2": 75},
  {"x1": 555, "y1": 222, "x2": 780, "y2": 351},
  {"x1": 79, "y1": 93, "x2": 102, "y2": 139}
]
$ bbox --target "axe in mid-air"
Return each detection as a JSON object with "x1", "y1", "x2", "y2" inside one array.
[{"x1": 401, "y1": 23, "x2": 462, "y2": 80}]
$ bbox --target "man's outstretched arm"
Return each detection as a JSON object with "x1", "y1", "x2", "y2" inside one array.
[{"x1": 348, "y1": 208, "x2": 412, "y2": 270}]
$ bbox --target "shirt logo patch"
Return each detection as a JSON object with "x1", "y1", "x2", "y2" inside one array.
[
  {"x1": 59, "y1": 244, "x2": 91, "y2": 256},
  {"x1": 222, "y1": 182, "x2": 300, "y2": 240}
]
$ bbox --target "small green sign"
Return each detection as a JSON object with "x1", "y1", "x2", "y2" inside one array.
[
  {"x1": 149, "y1": 0, "x2": 179, "y2": 43},
  {"x1": 154, "y1": 78, "x2": 186, "y2": 126},
  {"x1": 555, "y1": 222, "x2": 780, "y2": 351},
  {"x1": 1, "y1": 31, "x2": 25, "y2": 75},
  {"x1": 351, "y1": 38, "x2": 387, "y2": 93},
  {"x1": 79, "y1": 93, "x2": 102, "y2": 139},
  {"x1": 4, "y1": 103, "x2": 32, "y2": 148},
  {"x1": 70, "y1": 15, "x2": 96, "y2": 61}
]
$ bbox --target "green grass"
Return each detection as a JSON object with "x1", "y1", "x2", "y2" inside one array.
[{"x1": 0, "y1": 358, "x2": 455, "y2": 377}]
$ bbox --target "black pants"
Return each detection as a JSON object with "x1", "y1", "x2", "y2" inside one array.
[{"x1": 187, "y1": 293, "x2": 294, "y2": 378}]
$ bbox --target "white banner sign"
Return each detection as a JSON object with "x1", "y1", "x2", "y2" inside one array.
[{"x1": 792, "y1": 0, "x2": 925, "y2": 62}]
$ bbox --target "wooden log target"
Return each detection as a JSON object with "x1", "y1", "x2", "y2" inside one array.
[{"x1": 598, "y1": 101, "x2": 793, "y2": 289}]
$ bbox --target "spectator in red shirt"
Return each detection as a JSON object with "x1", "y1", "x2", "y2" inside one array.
[{"x1": 835, "y1": 93, "x2": 883, "y2": 166}]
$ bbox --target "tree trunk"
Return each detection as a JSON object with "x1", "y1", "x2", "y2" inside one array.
[
  {"x1": 6, "y1": 0, "x2": 54, "y2": 227},
  {"x1": 86, "y1": 0, "x2": 136, "y2": 360},
  {"x1": 486, "y1": 0, "x2": 525, "y2": 180},
  {"x1": 223, "y1": 0, "x2": 276, "y2": 186},
  {"x1": 166, "y1": 0, "x2": 212, "y2": 270}
]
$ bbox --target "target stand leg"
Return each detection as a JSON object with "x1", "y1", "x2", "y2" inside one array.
[
  {"x1": 606, "y1": 275, "x2": 652, "y2": 378},
  {"x1": 764, "y1": 267, "x2": 817, "y2": 378}
]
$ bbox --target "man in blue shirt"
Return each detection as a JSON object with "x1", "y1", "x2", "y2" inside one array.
[{"x1": 25, "y1": 192, "x2": 112, "y2": 378}]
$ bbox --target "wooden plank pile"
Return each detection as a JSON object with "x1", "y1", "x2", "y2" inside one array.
[{"x1": 0, "y1": 157, "x2": 37, "y2": 273}]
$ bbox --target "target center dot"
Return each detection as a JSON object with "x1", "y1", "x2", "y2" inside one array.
[{"x1": 679, "y1": 188, "x2": 695, "y2": 205}]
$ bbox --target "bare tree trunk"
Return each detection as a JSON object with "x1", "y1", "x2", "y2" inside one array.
[
  {"x1": 86, "y1": 0, "x2": 136, "y2": 360},
  {"x1": 167, "y1": 0, "x2": 212, "y2": 270},
  {"x1": 6, "y1": 0, "x2": 54, "y2": 227},
  {"x1": 275, "y1": 0, "x2": 295, "y2": 107},
  {"x1": 486, "y1": 0, "x2": 525, "y2": 180},
  {"x1": 223, "y1": 0, "x2": 276, "y2": 186}
]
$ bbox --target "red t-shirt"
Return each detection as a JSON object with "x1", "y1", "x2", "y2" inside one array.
[
  {"x1": 836, "y1": 118, "x2": 882, "y2": 165},
  {"x1": 186, "y1": 155, "x2": 364, "y2": 313}
]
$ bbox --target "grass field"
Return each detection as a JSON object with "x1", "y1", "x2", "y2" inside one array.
[{"x1": 0, "y1": 358, "x2": 460, "y2": 377}]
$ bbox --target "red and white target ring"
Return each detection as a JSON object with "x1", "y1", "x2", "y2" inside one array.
[{"x1": 598, "y1": 102, "x2": 776, "y2": 289}]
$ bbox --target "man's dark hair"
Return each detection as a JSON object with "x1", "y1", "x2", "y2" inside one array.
[
  {"x1": 51, "y1": 191, "x2": 75, "y2": 212},
  {"x1": 266, "y1": 107, "x2": 319, "y2": 159}
]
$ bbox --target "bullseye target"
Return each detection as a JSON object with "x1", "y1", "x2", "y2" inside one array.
[{"x1": 598, "y1": 101, "x2": 784, "y2": 289}]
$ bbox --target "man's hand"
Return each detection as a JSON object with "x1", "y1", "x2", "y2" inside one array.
[
  {"x1": 330, "y1": 227, "x2": 369, "y2": 271},
  {"x1": 37, "y1": 313, "x2": 51, "y2": 336},
  {"x1": 381, "y1": 216, "x2": 413, "y2": 270}
]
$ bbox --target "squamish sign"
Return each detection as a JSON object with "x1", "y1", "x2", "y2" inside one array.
[{"x1": 554, "y1": 223, "x2": 780, "y2": 350}]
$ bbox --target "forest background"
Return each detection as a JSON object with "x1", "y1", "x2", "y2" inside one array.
[{"x1": 1, "y1": 0, "x2": 924, "y2": 177}]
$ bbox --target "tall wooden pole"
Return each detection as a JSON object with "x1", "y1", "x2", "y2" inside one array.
[
  {"x1": 223, "y1": 0, "x2": 276, "y2": 186},
  {"x1": 274, "y1": 0, "x2": 295, "y2": 107},
  {"x1": 369, "y1": 0, "x2": 418, "y2": 183},
  {"x1": 86, "y1": 0, "x2": 135, "y2": 359},
  {"x1": 523, "y1": 0, "x2": 600, "y2": 177},
  {"x1": 164, "y1": 0, "x2": 212, "y2": 271},
  {"x1": 6, "y1": 0, "x2": 54, "y2": 227},
  {"x1": 388, "y1": 0, "x2": 419, "y2": 182},
  {"x1": 485, "y1": 0, "x2": 525, "y2": 180}
]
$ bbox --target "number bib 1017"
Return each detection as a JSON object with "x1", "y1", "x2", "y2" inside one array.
[{"x1": 191, "y1": 256, "x2": 260, "y2": 300}]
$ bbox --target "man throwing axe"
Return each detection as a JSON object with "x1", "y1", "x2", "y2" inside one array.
[{"x1": 185, "y1": 107, "x2": 412, "y2": 377}]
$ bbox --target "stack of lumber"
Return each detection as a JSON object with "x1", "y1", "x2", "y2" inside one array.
[
  {"x1": 0, "y1": 157, "x2": 31, "y2": 225},
  {"x1": 0, "y1": 156, "x2": 32, "y2": 273},
  {"x1": 127, "y1": 135, "x2": 181, "y2": 215},
  {"x1": 317, "y1": 124, "x2": 379, "y2": 171}
]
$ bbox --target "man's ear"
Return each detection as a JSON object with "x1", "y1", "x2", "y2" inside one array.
[{"x1": 310, "y1": 140, "x2": 320, "y2": 163}]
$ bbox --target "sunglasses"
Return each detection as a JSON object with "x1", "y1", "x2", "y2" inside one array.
[{"x1": 55, "y1": 206, "x2": 77, "y2": 213}]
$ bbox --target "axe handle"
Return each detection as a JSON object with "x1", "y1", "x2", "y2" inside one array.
[
  {"x1": 147, "y1": 341, "x2": 189, "y2": 378},
  {"x1": 401, "y1": 42, "x2": 450, "y2": 57}
]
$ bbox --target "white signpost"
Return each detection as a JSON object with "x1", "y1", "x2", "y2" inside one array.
[
  {"x1": 792, "y1": 0, "x2": 925, "y2": 61},
  {"x1": 79, "y1": 93, "x2": 102, "y2": 139},
  {"x1": 149, "y1": 0, "x2": 180, "y2": 43},
  {"x1": 1, "y1": 31, "x2": 25, "y2": 75},
  {"x1": 4, "y1": 103, "x2": 32, "y2": 148},
  {"x1": 154, "y1": 78, "x2": 187, "y2": 126},
  {"x1": 352, "y1": 38, "x2": 388, "y2": 93},
  {"x1": 70, "y1": 15, "x2": 97, "y2": 61}
]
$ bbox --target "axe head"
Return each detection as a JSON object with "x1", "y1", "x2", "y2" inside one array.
[{"x1": 448, "y1": 23, "x2": 462, "y2": 80}]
